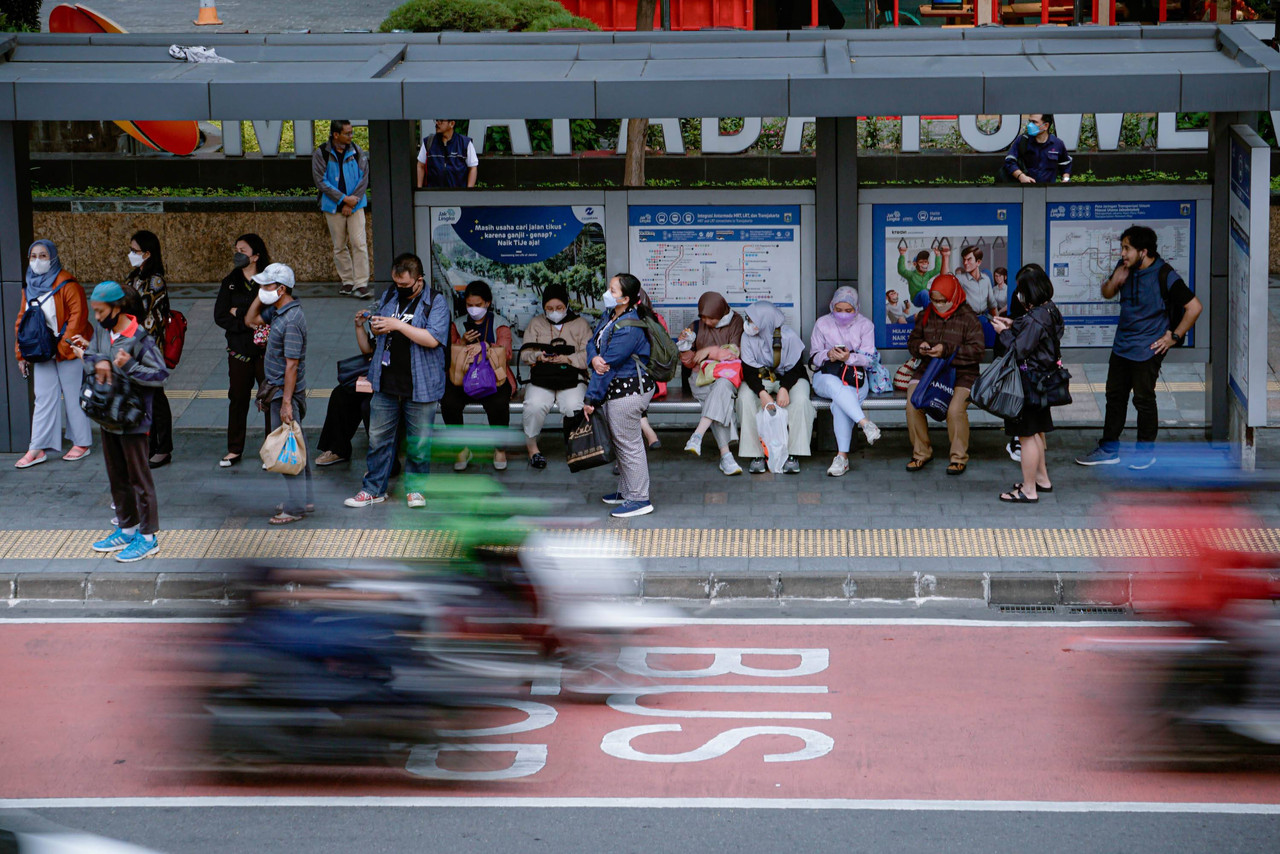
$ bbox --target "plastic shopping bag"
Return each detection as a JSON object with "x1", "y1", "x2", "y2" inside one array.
[
  {"x1": 260, "y1": 420, "x2": 306, "y2": 475},
  {"x1": 756, "y1": 406, "x2": 789, "y2": 474},
  {"x1": 970, "y1": 348, "x2": 1026, "y2": 420}
]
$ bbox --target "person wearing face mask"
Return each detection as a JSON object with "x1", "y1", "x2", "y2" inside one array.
[
  {"x1": 66, "y1": 281, "x2": 170, "y2": 562},
  {"x1": 344, "y1": 253, "x2": 450, "y2": 510},
  {"x1": 244, "y1": 264, "x2": 313, "y2": 525},
  {"x1": 519, "y1": 284, "x2": 592, "y2": 470},
  {"x1": 213, "y1": 233, "x2": 272, "y2": 468},
  {"x1": 1004, "y1": 113, "x2": 1071, "y2": 185},
  {"x1": 678, "y1": 291, "x2": 745, "y2": 476},
  {"x1": 441, "y1": 280, "x2": 515, "y2": 471},
  {"x1": 122, "y1": 230, "x2": 173, "y2": 469},
  {"x1": 904, "y1": 273, "x2": 985, "y2": 475},
  {"x1": 585, "y1": 273, "x2": 655, "y2": 519},
  {"x1": 809, "y1": 287, "x2": 881, "y2": 478},
  {"x1": 737, "y1": 301, "x2": 814, "y2": 475},
  {"x1": 13, "y1": 239, "x2": 94, "y2": 469}
]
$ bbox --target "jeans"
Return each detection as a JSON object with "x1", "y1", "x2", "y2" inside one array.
[
  {"x1": 812, "y1": 371, "x2": 870, "y2": 454},
  {"x1": 1101, "y1": 351, "x2": 1164, "y2": 452},
  {"x1": 362, "y1": 392, "x2": 436, "y2": 498}
]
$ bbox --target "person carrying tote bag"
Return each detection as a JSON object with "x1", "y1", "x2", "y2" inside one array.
[
  {"x1": 440, "y1": 280, "x2": 516, "y2": 471},
  {"x1": 990, "y1": 263, "x2": 1066, "y2": 504}
]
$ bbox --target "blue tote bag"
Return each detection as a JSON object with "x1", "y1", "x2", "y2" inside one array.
[{"x1": 909, "y1": 351, "x2": 956, "y2": 422}]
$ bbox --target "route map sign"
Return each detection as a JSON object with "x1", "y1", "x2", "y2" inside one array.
[
  {"x1": 1227, "y1": 125, "x2": 1270, "y2": 440},
  {"x1": 1046, "y1": 199, "x2": 1196, "y2": 347},
  {"x1": 628, "y1": 205, "x2": 802, "y2": 333}
]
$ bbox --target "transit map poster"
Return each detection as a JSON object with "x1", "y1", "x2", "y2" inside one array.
[
  {"x1": 628, "y1": 205, "x2": 802, "y2": 334},
  {"x1": 1045, "y1": 199, "x2": 1196, "y2": 348},
  {"x1": 871, "y1": 202, "x2": 1021, "y2": 349}
]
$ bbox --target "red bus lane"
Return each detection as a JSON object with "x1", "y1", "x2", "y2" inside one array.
[{"x1": 1, "y1": 621, "x2": 1278, "y2": 805}]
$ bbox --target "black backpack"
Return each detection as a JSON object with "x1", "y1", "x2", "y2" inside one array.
[
  {"x1": 79, "y1": 371, "x2": 146, "y2": 432},
  {"x1": 1155, "y1": 261, "x2": 1187, "y2": 347},
  {"x1": 17, "y1": 279, "x2": 69, "y2": 363}
]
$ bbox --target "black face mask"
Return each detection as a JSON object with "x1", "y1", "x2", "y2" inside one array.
[
  {"x1": 97, "y1": 312, "x2": 119, "y2": 333},
  {"x1": 396, "y1": 280, "x2": 422, "y2": 300},
  {"x1": 233, "y1": 252, "x2": 251, "y2": 269}
]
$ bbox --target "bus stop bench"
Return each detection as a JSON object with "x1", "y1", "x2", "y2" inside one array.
[{"x1": 461, "y1": 387, "x2": 910, "y2": 417}]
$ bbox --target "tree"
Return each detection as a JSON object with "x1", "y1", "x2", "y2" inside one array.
[
  {"x1": 0, "y1": 0, "x2": 42, "y2": 30},
  {"x1": 622, "y1": 0, "x2": 658, "y2": 187}
]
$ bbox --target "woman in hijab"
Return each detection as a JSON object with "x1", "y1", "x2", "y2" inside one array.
[
  {"x1": 678, "y1": 291, "x2": 745, "y2": 476},
  {"x1": 736, "y1": 301, "x2": 814, "y2": 474},
  {"x1": 809, "y1": 286, "x2": 880, "y2": 478},
  {"x1": 520, "y1": 282, "x2": 592, "y2": 469},
  {"x1": 13, "y1": 240, "x2": 94, "y2": 469},
  {"x1": 441, "y1": 279, "x2": 515, "y2": 471},
  {"x1": 904, "y1": 272, "x2": 985, "y2": 476}
]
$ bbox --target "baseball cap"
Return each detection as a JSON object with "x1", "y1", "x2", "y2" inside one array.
[
  {"x1": 253, "y1": 263, "x2": 295, "y2": 290},
  {"x1": 90, "y1": 280, "x2": 126, "y2": 302}
]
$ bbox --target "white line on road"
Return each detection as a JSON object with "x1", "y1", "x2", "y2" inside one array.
[
  {"x1": 0, "y1": 797, "x2": 1276, "y2": 814},
  {"x1": 0, "y1": 617, "x2": 1183, "y2": 628}
]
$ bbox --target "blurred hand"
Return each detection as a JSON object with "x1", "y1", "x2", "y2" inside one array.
[
  {"x1": 582, "y1": 404, "x2": 595, "y2": 417},
  {"x1": 591, "y1": 355, "x2": 609, "y2": 375},
  {"x1": 279, "y1": 397, "x2": 293, "y2": 424},
  {"x1": 94, "y1": 360, "x2": 111, "y2": 384},
  {"x1": 112, "y1": 350, "x2": 131, "y2": 368}
]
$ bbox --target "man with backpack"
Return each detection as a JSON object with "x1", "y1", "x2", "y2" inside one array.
[
  {"x1": 1076, "y1": 225, "x2": 1202, "y2": 470},
  {"x1": 1003, "y1": 114, "x2": 1072, "y2": 184}
]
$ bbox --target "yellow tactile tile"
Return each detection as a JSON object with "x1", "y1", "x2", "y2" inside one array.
[{"x1": 4, "y1": 529, "x2": 73, "y2": 560}]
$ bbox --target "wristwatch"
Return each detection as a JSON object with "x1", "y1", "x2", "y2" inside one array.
[{"x1": 1169, "y1": 331, "x2": 1184, "y2": 345}]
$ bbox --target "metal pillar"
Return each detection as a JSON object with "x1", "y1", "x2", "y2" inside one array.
[
  {"x1": 367, "y1": 120, "x2": 418, "y2": 295},
  {"x1": 1206, "y1": 111, "x2": 1245, "y2": 443},
  {"x1": 815, "y1": 117, "x2": 858, "y2": 315},
  {"x1": 0, "y1": 121, "x2": 33, "y2": 453}
]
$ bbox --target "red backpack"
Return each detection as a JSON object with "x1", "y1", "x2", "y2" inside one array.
[{"x1": 162, "y1": 309, "x2": 187, "y2": 369}]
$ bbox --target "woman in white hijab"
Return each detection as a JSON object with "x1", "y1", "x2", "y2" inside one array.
[{"x1": 736, "y1": 301, "x2": 814, "y2": 474}]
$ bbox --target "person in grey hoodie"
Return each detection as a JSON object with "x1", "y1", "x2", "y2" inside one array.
[{"x1": 67, "y1": 280, "x2": 169, "y2": 563}]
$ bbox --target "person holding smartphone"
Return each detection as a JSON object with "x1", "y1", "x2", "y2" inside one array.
[
  {"x1": 809, "y1": 287, "x2": 880, "y2": 478},
  {"x1": 519, "y1": 284, "x2": 592, "y2": 469}
]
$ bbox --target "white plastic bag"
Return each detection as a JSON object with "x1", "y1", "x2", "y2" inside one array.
[
  {"x1": 260, "y1": 420, "x2": 306, "y2": 475},
  {"x1": 756, "y1": 406, "x2": 789, "y2": 474}
]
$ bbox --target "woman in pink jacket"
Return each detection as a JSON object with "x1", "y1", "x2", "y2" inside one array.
[{"x1": 809, "y1": 287, "x2": 882, "y2": 477}]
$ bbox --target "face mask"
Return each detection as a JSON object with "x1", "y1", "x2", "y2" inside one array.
[
  {"x1": 546, "y1": 310, "x2": 567, "y2": 325},
  {"x1": 127, "y1": 251, "x2": 145, "y2": 268},
  {"x1": 466, "y1": 305, "x2": 488, "y2": 321},
  {"x1": 28, "y1": 258, "x2": 51, "y2": 275},
  {"x1": 97, "y1": 312, "x2": 119, "y2": 332},
  {"x1": 833, "y1": 311, "x2": 857, "y2": 326},
  {"x1": 1026, "y1": 122, "x2": 1040, "y2": 137},
  {"x1": 742, "y1": 321, "x2": 760, "y2": 337},
  {"x1": 715, "y1": 311, "x2": 734, "y2": 329},
  {"x1": 233, "y1": 252, "x2": 250, "y2": 269},
  {"x1": 601, "y1": 292, "x2": 618, "y2": 310},
  {"x1": 258, "y1": 287, "x2": 281, "y2": 306}
]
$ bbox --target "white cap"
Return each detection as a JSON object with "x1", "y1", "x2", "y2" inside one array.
[{"x1": 253, "y1": 263, "x2": 295, "y2": 290}]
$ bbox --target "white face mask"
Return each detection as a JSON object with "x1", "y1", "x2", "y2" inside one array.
[
  {"x1": 466, "y1": 305, "x2": 488, "y2": 321},
  {"x1": 742, "y1": 320, "x2": 760, "y2": 337},
  {"x1": 28, "y1": 258, "x2": 51, "y2": 275},
  {"x1": 257, "y1": 287, "x2": 281, "y2": 306},
  {"x1": 601, "y1": 292, "x2": 619, "y2": 309},
  {"x1": 715, "y1": 311, "x2": 735, "y2": 329},
  {"x1": 127, "y1": 251, "x2": 146, "y2": 268},
  {"x1": 546, "y1": 310, "x2": 567, "y2": 325}
]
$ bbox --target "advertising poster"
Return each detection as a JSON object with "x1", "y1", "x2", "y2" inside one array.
[
  {"x1": 871, "y1": 203, "x2": 1021, "y2": 349},
  {"x1": 1046, "y1": 200, "x2": 1195, "y2": 347},
  {"x1": 430, "y1": 205, "x2": 606, "y2": 343},
  {"x1": 628, "y1": 205, "x2": 802, "y2": 334},
  {"x1": 1226, "y1": 128, "x2": 1269, "y2": 429}
]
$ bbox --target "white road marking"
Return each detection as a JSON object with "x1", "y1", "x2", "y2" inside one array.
[
  {"x1": 0, "y1": 617, "x2": 1182, "y2": 628},
  {"x1": 0, "y1": 797, "x2": 1277, "y2": 813}
]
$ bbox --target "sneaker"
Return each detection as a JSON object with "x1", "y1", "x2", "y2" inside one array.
[
  {"x1": 1128, "y1": 454, "x2": 1157, "y2": 471},
  {"x1": 116, "y1": 533, "x2": 158, "y2": 563},
  {"x1": 827, "y1": 455, "x2": 849, "y2": 477},
  {"x1": 315, "y1": 451, "x2": 347, "y2": 467},
  {"x1": 344, "y1": 491, "x2": 386, "y2": 508},
  {"x1": 860, "y1": 420, "x2": 881, "y2": 446},
  {"x1": 748, "y1": 458, "x2": 767, "y2": 474},
  {"x1": 338, "y1": 284, "x2": 354, "y2": 296},
  {"x1": 611, "y1": 499, "x2": 654, "y2": 518},
  {"x1": 1006, "y1": 438, "x2": 1022, "y2": 463},
  {"x1": 92, "y1": 527, "x2": 134, "y2": 553},
  {"x1": 351, "y1": 285, "x2": 373, "y2": 300},
  {"x1": 601, "y1": 492, "x2": 627, "y2": 505},
  {"x1": 1075, "y1": 446, "x2": 1120, "y2": 466},
  {"x1": 719, "y1": 453, "x2": 742, "y2": 476},
  {"x1": 406, "y1": 492, "x2": 426, "y2": 509},
  {"x1": 683, "y1": 434, "x2": 703, "y2": 457},
  {"x1": 783, "y1": 456, "x2": 800, "y2": 474}
]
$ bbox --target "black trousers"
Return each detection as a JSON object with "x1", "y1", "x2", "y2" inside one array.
[
  {"x1": 149, "y1": 388, "x2": 172, "y2": 457},
  {"x1": 102, "y1": 431, "x2": 159, "y2": 535},
  {"x1": 318, "y1": 383, "x2": 372, "y2": 459},
  {"x1": 1101, "y1": 351, "x2": 1164, "y2": 452},
  {"x1": 227, "y1": 352, "x2": 268, "y2": 456},
  {"x1": 440, "y1": 381, "x2": 512, "y2": 427}
]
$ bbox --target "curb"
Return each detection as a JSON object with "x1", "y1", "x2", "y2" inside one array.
[{"x1": 0, "y1": 570, "x2": 1233, "y2": 608}]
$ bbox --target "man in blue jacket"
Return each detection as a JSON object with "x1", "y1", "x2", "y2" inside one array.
[
  {"x1": 312, "y1": 120, "x2": 371, "y2": 299},
  {"x1": 1004, "y1": 114, "x2": 1072, "y2": 185}
]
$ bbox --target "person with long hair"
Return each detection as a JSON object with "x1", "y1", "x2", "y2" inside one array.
[
  {"x1": 123, "y1": 229, "x2": 173, "y2": 468},
  {"x1": 584, "y1": 273, "x2": 655, "y2": 519},
  {"x1": 213, "y1": 232, "x2": 271, "y2": 467},
  {"x1": 991, "y1": 264, "x2": 1065, "y2": 503},
  {"x1": 903, "y1": 273, "x2": 985, "y2": 475}
]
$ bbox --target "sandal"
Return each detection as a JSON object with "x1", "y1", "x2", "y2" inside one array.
[
  {"x1": 1000, "y1": 488, "x2": 1039, "y2": 503},
  {"x1": 946, "y1": 462, "x2": 967, "y2": 476},
  {"x1": 63, "y1": 446, "x2": 91, "y2": 462},
  {"x1": 269, "y1": 511, "x2": 305, "y2": 525},
  {"x1": 1015, "y1": 482, "x2": 1053, "y2": 493},
  {"x1": 905, "y1": 457, "x2": 932, "y2": 473},
  {"x1": 15, "y1": 451, "x2": 46, "y2": 469}
]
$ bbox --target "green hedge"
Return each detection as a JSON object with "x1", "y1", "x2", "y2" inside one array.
[{"x1": 379, "y1": 0, "x2": 599, "y2": 32}]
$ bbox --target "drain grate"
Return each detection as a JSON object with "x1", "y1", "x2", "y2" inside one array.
[
  {"x1": 1067, "y1": 605, "x2": 1129, "y2": 615},
  {"x1": 995, "y1": 604, "x2": 1058, "y2": 613}
]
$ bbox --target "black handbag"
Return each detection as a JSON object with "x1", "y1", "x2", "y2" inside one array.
[
  {"x1": 819, "y1": 359, "x2": 867, "y2": 388},
  {"x1": 524, "y1": 340, "x2": 583, "y2": 391},
  {"x1": 337, "y1": 353, "x2": 373, "y2": 388},
  {"x1": 80, "y1": 371, "x2": 146, "y2": 432},
  {"x1": 562, "y1": 408, "x2": 614, "y2": 473},
  {"x1": 1022, "y1": 327, "x2": 1072, "y2": 408}
]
